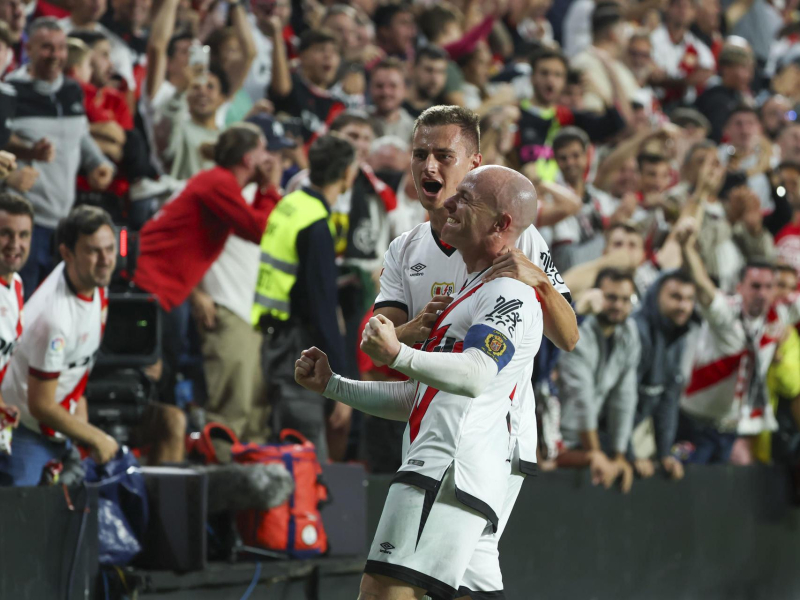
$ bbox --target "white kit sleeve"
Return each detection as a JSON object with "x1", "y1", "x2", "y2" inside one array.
[
  {"x1": 389, "y1": 345, "x2": 498, "y2": 399},
  {"x1": 323, "y1": 376, "x2": 417, "y2": 421}
]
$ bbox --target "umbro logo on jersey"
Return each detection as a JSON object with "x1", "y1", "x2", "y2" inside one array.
[
  {"x1": 410, "y1": 263, "x2": 426, "y2": 276},
  {"x1": 379, "y1": 542, "x2": 395, "y2": 554}
]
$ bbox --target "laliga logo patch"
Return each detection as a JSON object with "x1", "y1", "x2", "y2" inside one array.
[
  {"x1": 483, "y1": 331, "x2": 508, "y2": 361},
  {"x1": 50, "y1": 337, "x2": 65, "y2": 352}
]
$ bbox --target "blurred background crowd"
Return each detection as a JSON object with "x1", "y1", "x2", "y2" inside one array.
[{"x1": 0, "y1": 0, "x2": 799, "y2": 491}]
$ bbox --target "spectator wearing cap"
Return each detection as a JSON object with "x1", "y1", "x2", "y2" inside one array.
[
  {"x1": 571, "y1": 3, "x2": 641, "y2": 116},
  {"x1": 649, "y1": 0, "x2": 715, "y2": 107},
  {"x1": 368, "y1": 58, "x2": 414, "y2": 142},
  {"x1": 269, "y1": 28, "x2": 346, "y2": 145},
  {"x1": 4, "y1": 18, "x2": 114, "y2": 298},
  {"x1": 188, "y1": 114, "x2": 289, "y2": 441},
  {"x1": 694, "y1": 38, "x2": 755, "y2": 143}
]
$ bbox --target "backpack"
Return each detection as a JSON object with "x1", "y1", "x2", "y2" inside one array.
[
  {"x1": 232, "y1": 429, "x2": 329, "y2": 558},
  {"x1": 186, "y1": 422, "x2": 239, "y2": 465}
]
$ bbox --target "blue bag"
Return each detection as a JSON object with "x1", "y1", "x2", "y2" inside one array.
[{"x1": 83, "y1": 448, "x2": 149, "y2": 566}]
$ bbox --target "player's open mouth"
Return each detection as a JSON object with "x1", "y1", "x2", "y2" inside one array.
[
  {"x1": 422, "y1": 180, "x2": 443, "y2": 195},
  {"x1": 446, "y1": 217, "x2": 458, "y2": 224}
]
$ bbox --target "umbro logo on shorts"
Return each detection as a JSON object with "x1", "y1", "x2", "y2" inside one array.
[
  {"x1": 380, "y1": 542, "x2": 395, "y2": 554},
  {"x1": 410, "y1": 263, "x2": 426, "y2": 276}
]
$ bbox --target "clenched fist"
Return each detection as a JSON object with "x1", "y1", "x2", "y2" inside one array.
[
  {"x1": 295, "y1": 346, "x2": 333, "y2": 394},
  {"x1": 361, "y1": 314, "x2": 401, "y2": 367},
  {"x1": 89, "y1": 163, "x2": 114, "y2": 191}
]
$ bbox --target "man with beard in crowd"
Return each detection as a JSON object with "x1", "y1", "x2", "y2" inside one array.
[{"x1": 557, "y1": 268, "x2": 640, "y2": 493}]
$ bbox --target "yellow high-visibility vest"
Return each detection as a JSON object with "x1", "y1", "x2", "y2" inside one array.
[{"x1": 251, "y1": 188, "x2": 336, "y2": 326}]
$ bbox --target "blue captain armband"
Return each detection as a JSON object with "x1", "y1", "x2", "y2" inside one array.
[{"x1": 463, "y1": 324, "x2": 516, "y2": 371}]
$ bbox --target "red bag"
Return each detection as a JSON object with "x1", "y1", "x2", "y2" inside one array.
[
  {"x1": 232, "y1": 429, "x2": 329, "y2": 558},
  {"x1": 186, "y1": 422, "x2": 239, "y2": 464}
]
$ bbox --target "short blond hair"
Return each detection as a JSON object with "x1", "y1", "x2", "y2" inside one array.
[{"x1": 66, "y1": 38, "x2": 91, "y2": 72}]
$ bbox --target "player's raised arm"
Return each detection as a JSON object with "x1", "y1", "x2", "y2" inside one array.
[
  {"x1": 294, "y1": 346, "x2": 416, "y2": 421},
  {"x1": 484, "y1": 247, "x2": 579, "y2": 351},
  {"x1": 361, "y1": 315, "x2": 500, "y2": 398}
]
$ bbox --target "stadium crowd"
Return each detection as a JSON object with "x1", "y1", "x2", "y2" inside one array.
[{"x1": 0, "y1": 0, "x2": 798, "y2": 493}]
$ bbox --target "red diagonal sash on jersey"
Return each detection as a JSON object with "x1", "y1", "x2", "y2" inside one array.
[
  {"x1": 39, "y1": 370, "x2": 90, "y2": 438},
  {"x1": 408, "y1": 283, "x2": 484, "y2": 443}
]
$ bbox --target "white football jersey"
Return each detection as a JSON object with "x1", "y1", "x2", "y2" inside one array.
[
  {"x1": 3, "y1": 263, "x2": 108, "y2": 439},
  {"x1": 375, "y1": 222, "x2": 570, "y2": 471},
  {"x1": 0, "y1": 274, "x2": 24, "y2": 383},
  {"x1": 396, "y1": 274, "x2": 543, "y2": 529}
]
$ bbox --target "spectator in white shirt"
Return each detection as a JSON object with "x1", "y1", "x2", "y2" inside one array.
[{"x1": 649, "y1": 0, "x2": 715, "y2": 106}]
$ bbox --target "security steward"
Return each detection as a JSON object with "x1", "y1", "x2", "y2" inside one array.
[{"x1": 252, "y1": 135, "x2": 357, "y2": 461}]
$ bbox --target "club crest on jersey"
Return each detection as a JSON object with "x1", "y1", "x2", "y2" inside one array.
[
  {"x1": 431, "y1": 282, "x2": 454, "y2": 297},
  {"x1": 483, "y1": 331, "x2": 508, "y2": 360}
]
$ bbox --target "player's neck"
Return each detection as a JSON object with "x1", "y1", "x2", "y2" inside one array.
[
  {"x1": 0, "y1": 269, "x2": 12, "y2": 285},
  {"x1": 461, "y1": 249, "x2": 493, "y2": 275},
  {"x1": 428, "y1": 208, "x2": 449, "y2": 236},
  {"x1": 462, "y1": 239, "x2": 503, "y2": 275},
  {"x1": 310, "y1": 183, "x2": 342, "y2": 208},
  {"x1": 66, "y1": 265, "x2": 96, "y2": 298}
]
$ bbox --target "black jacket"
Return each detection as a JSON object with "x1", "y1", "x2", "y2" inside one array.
[{"x1": 632, "y1": 272, "x2": 700, "y2": 459}]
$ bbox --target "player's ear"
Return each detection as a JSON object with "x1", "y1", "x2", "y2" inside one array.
[
  {"x1": 494, "y1": 213, "x2": 512, "y2": 234},
  {"x1": 58, "y1": 242, "x2": 71, "y2": 263},
  {"x1": 472, "y1": 153, "x2": 483, "y2": 170}
]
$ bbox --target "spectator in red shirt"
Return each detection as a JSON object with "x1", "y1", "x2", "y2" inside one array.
[
  {"x1": 133, "y1": 123, "x2": 276, "y2": 399},
  {"x1": 66, "y1": 32, "x2": 159, "y2": 198}
]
